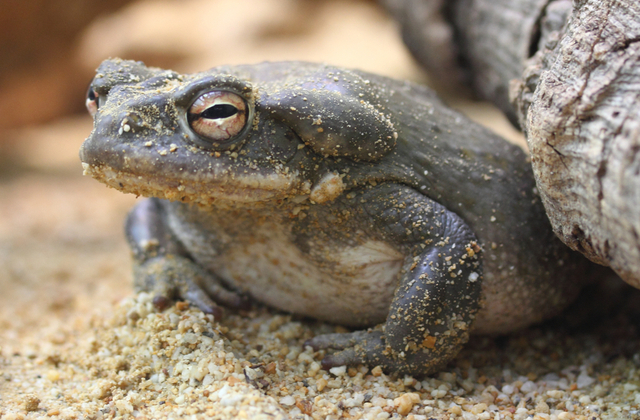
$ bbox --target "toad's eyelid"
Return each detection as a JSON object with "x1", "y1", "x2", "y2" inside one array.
[{"x1": 174, "y1": 76, "x2": 253, "y2": 108}]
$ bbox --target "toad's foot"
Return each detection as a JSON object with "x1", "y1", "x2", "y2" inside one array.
[
  {"x1": 306, "y1": 328, "x2": 465, "y2": 376},
  {"x1": 306, "y1": 330, "x2": 390, "y2": 371},
  {"x1": 134, "y1": 256, "x2": 248, "y2": 318}
]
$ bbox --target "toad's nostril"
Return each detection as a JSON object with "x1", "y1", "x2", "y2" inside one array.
[
  {"x1": 118, "y1": 112, "x2": 145, "y2": 135},
  {"x1": 126, "y1": 112, "x2": 145, "y2": 129}
]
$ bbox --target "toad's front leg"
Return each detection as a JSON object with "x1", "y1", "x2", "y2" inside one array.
[
  {"x1": 307, "y1": 185, "x2": 482, "y2": 376},
  {"x1": 126, "y1": 198, "x2": 247, "y2": 317}
]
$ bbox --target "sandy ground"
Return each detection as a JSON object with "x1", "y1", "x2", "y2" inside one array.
[{"x1": 1, "y1": 1, "x2": 639, "y2": 419}]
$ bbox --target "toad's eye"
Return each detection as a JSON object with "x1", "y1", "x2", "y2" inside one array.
[
  {"x1": 188, "y1": 91, "x2": 248, "y2": 143},
  {"x1": 86, "y1": 86, "x2": 100, "y2": 117}
]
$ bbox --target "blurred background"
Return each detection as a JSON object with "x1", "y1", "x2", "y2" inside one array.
[{"x1": 0, "y1": 0, "x2": 522, "y2": 355}]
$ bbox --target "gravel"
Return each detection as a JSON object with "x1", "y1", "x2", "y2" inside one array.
[{"x1": 1, "y1": 279, "x2": 639, "y2": 419}]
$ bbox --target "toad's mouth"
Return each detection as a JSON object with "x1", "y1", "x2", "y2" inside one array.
[{"x1": 82, "y1": 162, "x2": 312, "y2": 206}]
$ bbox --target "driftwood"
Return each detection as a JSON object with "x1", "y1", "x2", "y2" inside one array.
[{"x1": 382, "y1": 0, "x2": 640, "y2": 288}]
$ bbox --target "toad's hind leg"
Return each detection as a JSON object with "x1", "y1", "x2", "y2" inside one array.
[
  {"x1": 126, "y1": 198, "x2": 247, "y2": 317},
  {"x1": 306, "y1": 184, "x2": 482, "y2": 375}
]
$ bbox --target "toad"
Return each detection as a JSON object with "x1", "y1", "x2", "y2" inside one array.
[{"x1": 80, "y1": 59, "x2": 590, "y2": 375}]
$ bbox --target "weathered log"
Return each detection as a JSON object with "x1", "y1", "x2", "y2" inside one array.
[
  {"x1": 381, "y1": 0, "x2": 550, "y2": 123},
  {"x1": 382, "y1": 0, "x2": 640, "y2": 287}
]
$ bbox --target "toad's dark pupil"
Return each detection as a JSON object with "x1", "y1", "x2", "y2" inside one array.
[
  {"x1": 87, "y1": 88, "x2": 97, "y2": 102},
  {"x1": 200, "y1": 104, "x2": 238, "y2": 119}
]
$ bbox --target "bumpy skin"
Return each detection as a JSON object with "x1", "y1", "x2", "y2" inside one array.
[{"x1": 80, "y1": 59, "x2": 589, "y2": 375}]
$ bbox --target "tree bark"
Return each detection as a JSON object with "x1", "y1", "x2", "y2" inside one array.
[{"x1": 382, "y1": 0, "x2": 640, "y2": 287}]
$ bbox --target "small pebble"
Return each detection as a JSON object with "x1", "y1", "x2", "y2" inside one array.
[
  {"x1": 22, "y1": 394, "x2": 40, "y2": 412},
  {"x1": 394, "y1": 393, "x2": 420, "y2": 415}
]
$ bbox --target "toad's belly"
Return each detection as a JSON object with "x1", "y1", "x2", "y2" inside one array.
[
  {"x1": 217, "y1": 240, "x2": 404, "y2": 326},
  {"x1": 180, "y1": 224, "x2": 405, "y2": 327}
]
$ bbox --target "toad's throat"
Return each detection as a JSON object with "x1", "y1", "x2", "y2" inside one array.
[{"x1": 82, "y1": 163, "x2": 312, "y2": 205}]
